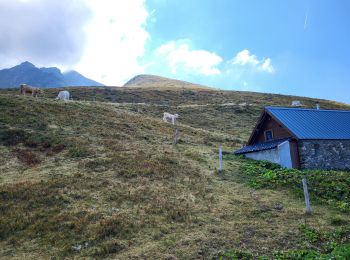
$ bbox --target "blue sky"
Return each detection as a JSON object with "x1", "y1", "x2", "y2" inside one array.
[
  {"x1": 1, "y1": 0, "x2": 349, "y2": 103},
  {"x1": 143, "y1": 0, "x2": 350, "y2": 103}
]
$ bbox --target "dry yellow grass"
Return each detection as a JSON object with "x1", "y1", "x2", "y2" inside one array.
[{"x1": 0, "y1": 85, "x2": 349, "y2": 259}]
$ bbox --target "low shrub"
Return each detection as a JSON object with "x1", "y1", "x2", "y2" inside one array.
[
  {"x1": 14, "y1": 148, "x2": 41, "y2": 166},
  {"x1": 218, "y1": 249, "x2": 255, "y2": 259},
  {"x1": 0, "y1": 179, "x2": 68, "y2": 240},
  {"x1": 273, "y1": 244, "x2": 350, "y2": 259},
  {"x1": 24, "y1": 133, "x2": 60, "y2": 149},
  {"x1": 97, "y1": 213, "x2": 136, "y2": 239},
  {"x1": 239, "y1": 158, "x2": 350, "y2": 212},
  {"x1": 331, "y1": 216, "x2": 348, "y2": 226},
  {"x1": 0, "y1": 126, "x2": 66, "y2": 156},
  {"x1": 68, "y1": 145, "x2": 92, "y2": 158},
  {"x1": 220, "y1": 227, "x2": 350, "y2": 260},
  {"x1": 0, "y1": 127, "x2": 27, "y2": 146},
  {"x1": 49, "y1": 144, "x2": 67, "y2": 154},
  {"x1": 83, "y1": 158, "x2": 112, "y2": 172},
  {"x1": 90, "y1": 241, "x2": 126, "y2": 257}
]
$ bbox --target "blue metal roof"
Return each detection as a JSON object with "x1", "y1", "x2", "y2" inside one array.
[
  {"x1": 266, "y1": 106, "x2": 350, "y2": 139},
  {"x1": 234, "y1": 138, "x2": 290, "y2": 155}
]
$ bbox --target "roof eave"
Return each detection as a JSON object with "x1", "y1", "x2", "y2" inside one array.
[{"x1": 234, "y1": 146, "x2": 276, "y2": 155}]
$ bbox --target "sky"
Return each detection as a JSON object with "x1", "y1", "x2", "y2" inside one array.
[{"x1": 0, "y1": 0, "x2": 349, "y2": 103}]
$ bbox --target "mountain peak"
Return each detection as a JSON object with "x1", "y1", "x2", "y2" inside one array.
[
  {"x1": 0, "y1": 62, "x2": 103, "y2": 88},
  {"x1": 124, "y1": 74, "x2": 211, "y2": 90},
  {"x1": 124, "y1": 74, "x2": 167, "y2": 86},
  {"x1": 19, "y1": 61, "x2": 36, "y2": 68}
]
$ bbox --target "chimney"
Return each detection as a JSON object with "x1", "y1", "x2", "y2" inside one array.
[{"x1": 316, "y1": 103, "x2": 320, "y2": 110}]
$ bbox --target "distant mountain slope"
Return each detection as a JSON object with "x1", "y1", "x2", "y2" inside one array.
[
  {"x1": 63, "y1": 70, "x2": 104, "y2": 87},
  {"x1": 0, "y1": 62, "x2": 66, "y2": 88},
  {"x1": 0, "y1": 61, "x2": 103, "y2": 88},
  {"x1": 124, "y1": 74, "x2": 212, "y2": 90}
]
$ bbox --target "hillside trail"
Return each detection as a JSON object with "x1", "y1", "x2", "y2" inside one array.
[
  {"x1": 177, "y1": 102, "x2": 251, "y2": 108},
  {"x1": 109, "y1": 101, "x2": 251, "y2": 108}
]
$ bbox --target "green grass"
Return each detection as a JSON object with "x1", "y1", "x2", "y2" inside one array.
[
  {"x1": 233, "y1": 156, "x2": 350, "y2": 213},
  {"x1": 218, "y1": 155, "x2": 350, "y2": 259},
  {"x1": 0, "y1": 87, "x2": 349, "y2": 259}
]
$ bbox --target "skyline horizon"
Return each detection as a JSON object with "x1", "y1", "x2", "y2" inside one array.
[
  {"x1": 2, "y1": 60, "x2": 349, "y2": 105},
  {"x1": 0, "y1": 0, "x2": 349, "y2": 103}
]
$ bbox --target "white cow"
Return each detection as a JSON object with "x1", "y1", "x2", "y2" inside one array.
[
  {"x1": 56, "y1": 90, "x2": 70, "y2": 101},
  {"x1": 163, "y1": 112, "x2": 179, "y2": 125}
]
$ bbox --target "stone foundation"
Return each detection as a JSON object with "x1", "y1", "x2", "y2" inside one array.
[{"x1": 298, "y1": 140, "x2": 350, "y2": 170}]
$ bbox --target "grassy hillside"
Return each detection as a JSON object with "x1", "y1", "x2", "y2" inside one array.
[
  {"x1": 0, "y1": 83, "x2": 349, "y2": 259},
  {"x1": 3, "y1": 84, "x2": 348, "y2": 141},
  {"x1": 124, "y1": 74, "x2": 212, "y2": 90}
]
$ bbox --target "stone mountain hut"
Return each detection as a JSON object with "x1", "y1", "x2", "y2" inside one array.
[{"x1": 234, "y1": 106, "x2": 350, "y2": 170}]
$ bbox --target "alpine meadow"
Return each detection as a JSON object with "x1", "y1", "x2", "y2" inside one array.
[{"x1": 0, "y1": 75, "x2": 349, "y2": 259}]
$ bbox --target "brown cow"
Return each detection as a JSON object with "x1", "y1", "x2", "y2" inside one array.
[{"x1": 19, "y1": 84, "x2": 43, "y2": 97}]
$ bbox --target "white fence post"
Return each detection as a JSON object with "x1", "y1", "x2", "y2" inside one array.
[
  {"x1": 219, "y1": 146, "x2": 223, "y2": 175},
  {"x1": 174, "y1": 128, "x2": 179, "y2": 145},
  {"x1": 302, "y1": 177, "x2": 312, "y2": 214}
]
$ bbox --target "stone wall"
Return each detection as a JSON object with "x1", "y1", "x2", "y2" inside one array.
[{"x1": 298, "y1": 140, "x2": 350, "y2": 170}]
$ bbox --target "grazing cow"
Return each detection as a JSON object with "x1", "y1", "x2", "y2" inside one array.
[
  {"x1": 163, "y1": 112, "x2": 179, "y2": 125},
  {"x1": 19, "y1": 84, "x2": 42, "y2": 97},
  {"x1": 56, "y1": 90, "x2": 70, "y2": 101}
]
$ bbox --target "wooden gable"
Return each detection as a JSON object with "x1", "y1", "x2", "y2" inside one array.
[{"x1": 248, "y1": 110, "x2": 295, "y2": 145}]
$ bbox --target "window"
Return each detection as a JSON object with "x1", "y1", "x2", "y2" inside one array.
[{"x1": 265, "y1": 130, "x2": 273, "y2": 141}]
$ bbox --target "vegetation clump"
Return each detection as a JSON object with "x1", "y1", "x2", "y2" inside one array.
[
  {"x1": 238, "y1": 157, "x2": 350, "y2": 212},
  {"x1": 0, "y1": 127, "x2": 27, "y2": 146}
]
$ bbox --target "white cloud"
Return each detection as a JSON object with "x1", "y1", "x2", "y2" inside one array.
[
  {"x1": 260, "y1": 58, "x2": 274, "y2": 73},
  {"x1": 75, "y1": 0, "x2": 150, "y2": 85},
  {"x1": 0, "y1": 0, "x2": 91, "y2": 69},
  {"x1": 232, "y1": 49, "x2": 259, "y2": 66},
  {"x1": 155, "y1": 41, "x2": 222, "y2": 76},
  {"x1": 231, "y1": 49, "x2": 274, "y2": 73},
  {"x1": 0, "y1": 0, "x2": 151, "y2": 85}
]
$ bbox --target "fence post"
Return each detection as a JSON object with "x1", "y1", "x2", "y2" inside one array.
[
  {"x1": 302, "y1": 177, "x2": 312, "y2": 214},
  {"x1": 219, "y1": 146, "x2": 223, "y2": 176},
  {"x1": 174, "y1": 128, "x2": 179, "y2": 145}
]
